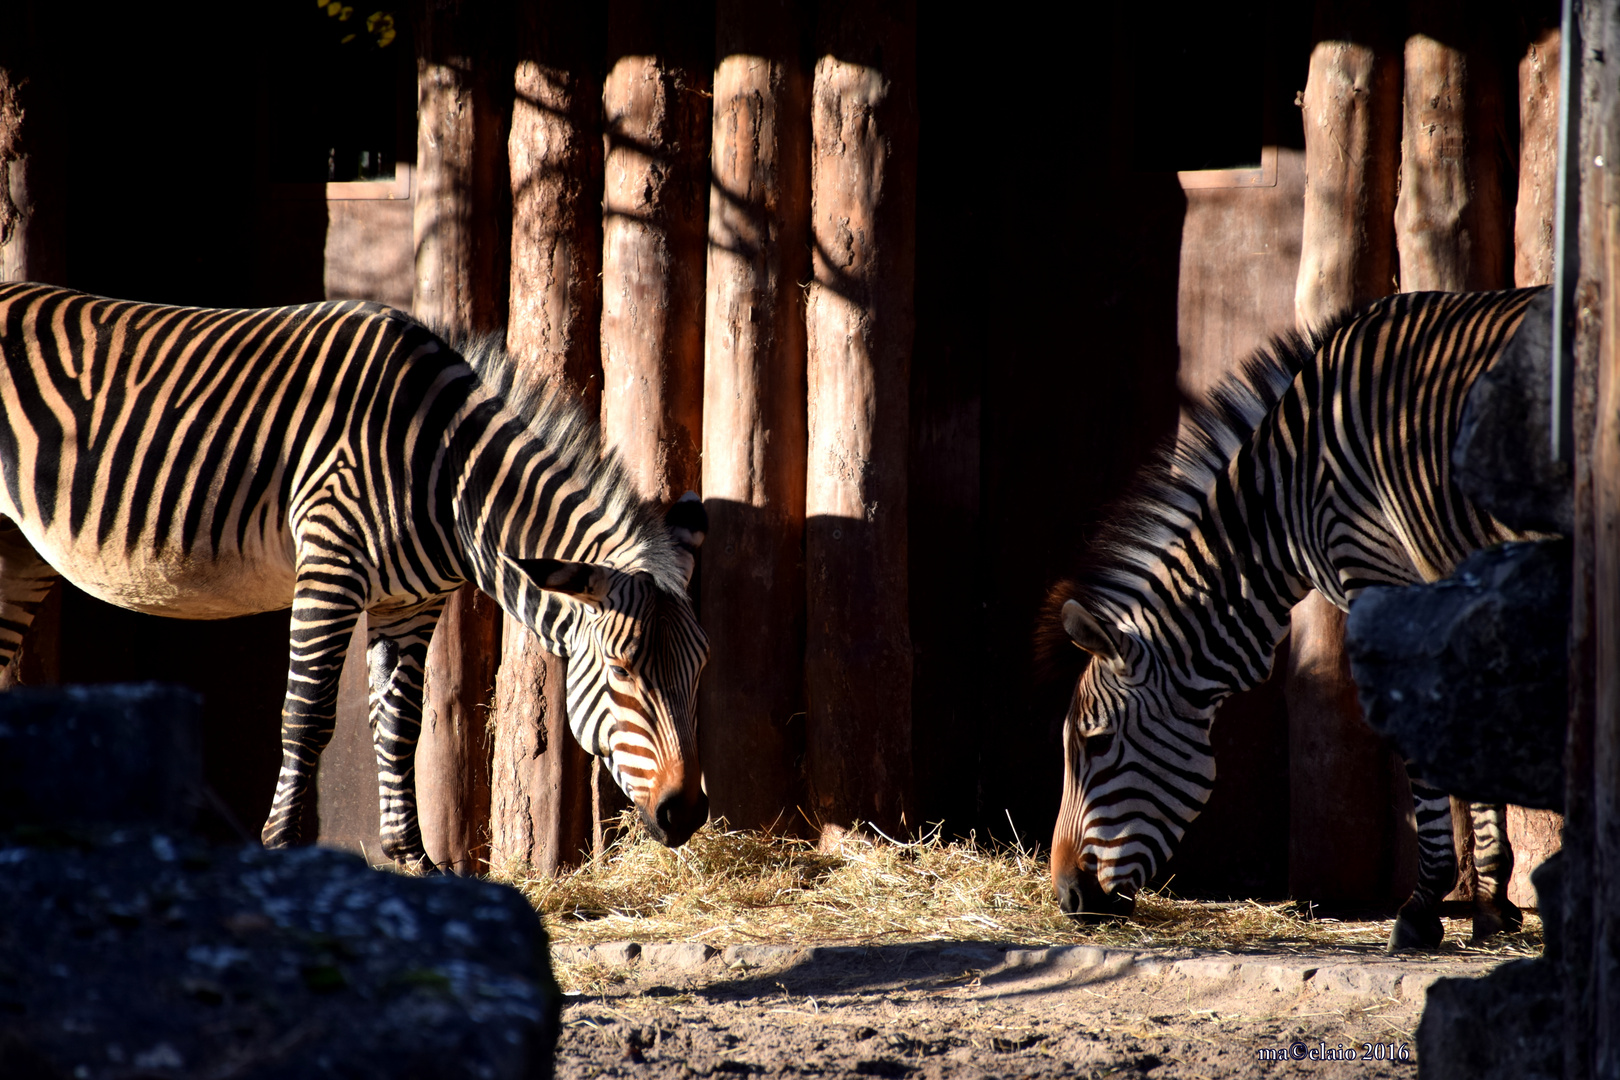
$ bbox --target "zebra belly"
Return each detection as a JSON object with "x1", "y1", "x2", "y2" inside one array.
[{"x1": 24, "y1": 525, "x2": 299, "y2": 620}]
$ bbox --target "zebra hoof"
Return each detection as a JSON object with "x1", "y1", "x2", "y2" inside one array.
[
  {"x1": 1471, "y1": 898, "x2": 1524, "y2": 945},
  {"x1": 1388, "y1": 905, "x2": 1444, "y2": 952}
]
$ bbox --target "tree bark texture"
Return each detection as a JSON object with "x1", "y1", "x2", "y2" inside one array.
[
  {"x1": 491, "y1": 0, "x2": 606, "y2": 876},
  {"x1": 412, "y1": 0, "x2": 511, "y2": 874},
  {"x1": 1290, "y1": 0, "x2": 1410, "y2": 910},
  {"x1": 697, "y1": 0, "x2": 811, "y2": 832},
  {"x1": 1566, "y1": 3, "x2": 1614, "y2": 1073},
  {"x1": 1294, "y1": 3, "x2": 1402, "y2": 331},
  {"x1": 1395, "y1": 1, "x2": 1513, "y2": 293},
  {"x1": 508, "y1": 0, "x2": 604, "y2": 413},
  {"x1": 803, "y1": 0, "x2": 917, "y2": 837},
  {"x1": 599, "y1": 0, "x2": 712, "y2": 503},
  {"x1": 1515, "y1": 25, "x2": 1560, "y2": 289},
  {"x1": 1506, "y1": 18, "x2": 1565, "y2": 911},
  {"x1": 488, "y1": 618, "x2": 591, "y2": 874},
  {"x1": 0, "y1": 2, "x2": 63, "y2": 287}
]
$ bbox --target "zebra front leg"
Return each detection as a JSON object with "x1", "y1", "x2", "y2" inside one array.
[
  {"x1": 365, "y1": 600, "x2": 446, "y2": 873},
  {"x1": 0, "y1": 516, "x2": 60, "y2": 675},
  {"x1": 1468, "y1": 802, "x2": 1521, "y2": 943},
  {"x1": 262, "y1": 584, "x2": 363, "y2": 850},
  {"x1": 1389, "y1": 775, "x2": 1459, "y2": 952}
]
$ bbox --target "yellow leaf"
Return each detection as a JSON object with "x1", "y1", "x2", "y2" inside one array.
[
  {"x1": 339, "y1": 5, "x2": 354, "y2": 20},
  {"x1": 365, "y1": 11, "x2": 381, "y2": 30},
  {"x1": 378, "y1": 27, "x2": 395, "y2": 47},
  {"x1": 326, "y1": 1, "x2": 341, "y2": 15},
  {"x1": 340, "y1": 32, "x2": 357, "y2": 42}
]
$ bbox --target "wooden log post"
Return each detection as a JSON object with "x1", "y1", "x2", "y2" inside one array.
[
  {"x1": 1289, "y1": 0, "x2": 1408, "y2": 910},
  {"x1": 489, "y1": 0, "x2": 605, "y2": 877},
  {"x1": 803, "y1": 0, "x2": 917, "y2": 838},
  {"x1": 599, "y1": 0, "x2": 711, "y2": 505},
  {"x1": 698, "y1": 0, "x2": 810, "y2": 832},
  {"x1": 1395, "y1": 0, "x2": 1512, "y2": 903},
  {"x1": 1396, "y1": 1, "x2": 1512, "y2": 293},
  {"x1": 0, "y1": 0, "x2": 62, "y2": 691},
  {"x1": 1506, "y1": 16, "x2": 1566, "y2": 912},
  {"x1": 411, "y1": 0, "x2": 511, "y2": 874},
  {"x1": 1566, "y1": 3, "x2": 1620, "y2": 1071},
  {"x1": 598, "y1": 0, "x2": 712, "y2": 847}
]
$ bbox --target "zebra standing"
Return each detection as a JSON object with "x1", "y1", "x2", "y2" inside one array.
[
  {"x1": 0, "y1": 282, "x2": 711, "y2": 871},
  {"x1": 1045, "y1": 287, "x2": 1547, "y2": 950}
]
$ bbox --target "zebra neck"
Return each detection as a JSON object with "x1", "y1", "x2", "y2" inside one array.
[{"x1": 1097, "y1": 464, "x2": 1310, "y2": 715}]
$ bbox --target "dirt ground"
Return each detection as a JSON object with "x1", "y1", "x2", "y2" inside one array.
[{"x1": 550, "y1": 920, "x2": 1516, "y2": 1079}]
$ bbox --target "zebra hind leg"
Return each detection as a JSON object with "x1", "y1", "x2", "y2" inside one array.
[
  {"x1": 0, "y1": 516, "x2": 61, "y2": 675},
  {"x1": 365, "y1": 600, "x2": 446, "y2": 873},
  {"x1": 1389, "y1": 775, "x2": 1459, "y2": 952},
  {"x1": 1468, "y1": 802, "x2": 1521, "y2": 944}
]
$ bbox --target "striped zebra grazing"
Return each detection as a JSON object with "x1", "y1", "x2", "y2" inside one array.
[
  {"x1": 0, "y1": 282, "x2": 710, "y2": 871},
  {"x1": 1044, "y1": 287, "x2": 1548, "y2": 951}
]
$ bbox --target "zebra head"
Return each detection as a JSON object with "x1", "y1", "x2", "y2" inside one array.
[
  {"x1": 509, "y1": 500, "x2": 711, "y2": 847},
  {"x1": 1049, "y1": 598, "x2": 1217, "y2": 920}
]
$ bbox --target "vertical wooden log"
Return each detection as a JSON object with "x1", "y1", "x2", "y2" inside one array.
[
  {"x1": 698, "y1": 0, "x2": 810, "y2": 831},
  {"x1": 1568, "y1": 1, "x2": 1620, "y2": 1064},
  {"x1": 1396, "y1": 0, "x2": 1512, "y2": 293},
  {"x1": 1294, "y1": 5, "x2": 1402, "y2": 331},
  {"x1": 1507, "y1": 18, "x2": 1565, "y2": 911},
  {"x1": 599, "y1": 0, "x2": 712, "y2": 504},
  {"x1": 1289, "y1": 0, "x2": 1410, "y2": 910},
  {"x1": 412, "y1": 0, "x2": 510, "y2": 874},
  {"x1": 490, "y1": 0, "x2": 604, "y2": 876},
  {"x1": 1394, "y1": 0, "x2": 1512, "y2": 907},
  {"x1": 803, "y1": 0, "x2": 917, "y2": 837},
  {"x1": 1516, "y1": 25, "x2": 1561, "y2": 290}
]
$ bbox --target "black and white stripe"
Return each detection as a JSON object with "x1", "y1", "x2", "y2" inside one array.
[
  {"x1": 0, "y1": 282, "x2": 710, "y2": 870},
  {"x1": 1046, "y1": 288, "x2": 1544, "y2": 949}
]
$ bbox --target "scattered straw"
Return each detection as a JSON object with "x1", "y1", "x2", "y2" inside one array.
[{"x1": 491, "y1": 813, "x2": 1543, "y2": 958}]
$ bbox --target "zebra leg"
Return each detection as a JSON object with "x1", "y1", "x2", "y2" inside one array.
[
  {"x1": 1468, "y1": 802, "x2": 1522, "y2": 943},
  {"x1": 365, "y1": 600, "x2": 447, "y2": 873},
  {"x1": 0, "y1": 516, "x2": 60, "y2": 673},
  {"x1": 1389, "y1": 774, "x2": 1459, "y2": 952},
  {"x1": 261, "y1": 580, "x2": 364, "y2": 851}
]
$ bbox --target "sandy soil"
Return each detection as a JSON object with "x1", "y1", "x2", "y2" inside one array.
[{"x1": 551, "y1": 931, "x2": 1510, "y2": 1079}]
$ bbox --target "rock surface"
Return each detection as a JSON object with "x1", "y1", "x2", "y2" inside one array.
[
  {"x1": 1344, "y1": 539, "x2": 1569, "y2": 811},
  {"x1": 0, "y1": 683, "x2": 562, "y2": 1080}
]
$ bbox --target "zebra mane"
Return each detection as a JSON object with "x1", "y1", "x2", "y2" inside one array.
[
  {"x1": 1036, "y1": 324, "x2": 1330, "y2": 677},
  {"x1": 446, "y1": 333, "x2": 687, "y2": 596}
]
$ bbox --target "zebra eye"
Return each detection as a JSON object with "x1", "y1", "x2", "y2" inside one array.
[
  {"x1": 1085, "y1": 732, "x2": 1115, "y2": 757},
  {"x1": 609, "y1": 664, "x2": 630, "y2": 678}
]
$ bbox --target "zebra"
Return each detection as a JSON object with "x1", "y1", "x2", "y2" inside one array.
[
  {"x1": 0, "y1": 281, "x2": 711, "y2": 871},
  {"x1": 1043, "y1": 287, "x2": 1548, "y2": 950}
]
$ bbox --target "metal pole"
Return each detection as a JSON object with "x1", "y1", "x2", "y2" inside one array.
[{"x1": 1551, "y1": 0, "x2": 1582, "y2": 463}]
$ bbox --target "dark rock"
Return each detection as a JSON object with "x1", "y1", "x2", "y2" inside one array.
[
  {"x1": 1344, "y1": 539, "x2": 1569, "y2": 811},
  {"x1": 0, "y1": 836, "x2": 561, "y2": 1080},
  {"x1": 1453, "y1": 285, "x2": 1574, "y2": 536},
  {"x1": 0, "y1": 685, "x2": 561, "y2": 1079},
  {"x1": 1416, "y1": 958, "x2": 1561, "y2": 1080},
  {"x1": 0, "y1": 683, "x2": 203, "y2": 834},
  {"x1": 1532, "y1": 850, "x2": 1563, "y2": 961}
]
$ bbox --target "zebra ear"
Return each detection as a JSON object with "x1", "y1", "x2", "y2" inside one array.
[
  {"x1": 1061, "y1": 600, "x2": 1127, "y2": 674},
  {"x1": 666, "y1": 491, "x2": 707, "y2": 589},
  {"x1": 512, "y1": 557, "x2": 612, "y2": 606}
]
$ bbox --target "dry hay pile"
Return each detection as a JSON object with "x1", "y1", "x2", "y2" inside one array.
[{"x1": 494, "y1": 814, "x2": 1545, "y2": 960}]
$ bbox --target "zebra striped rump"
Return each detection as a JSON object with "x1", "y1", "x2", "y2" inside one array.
[{"x1": 0, "y1": 282, "x2": 710, "y2": 870}]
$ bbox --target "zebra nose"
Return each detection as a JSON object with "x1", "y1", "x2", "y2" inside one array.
[
  {"x1": 648, "y1": 787, "x2": 709, "y2": 848},
  {"x1": 1055, "y1": 866, "x2": 1137, "y2": 923}
]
